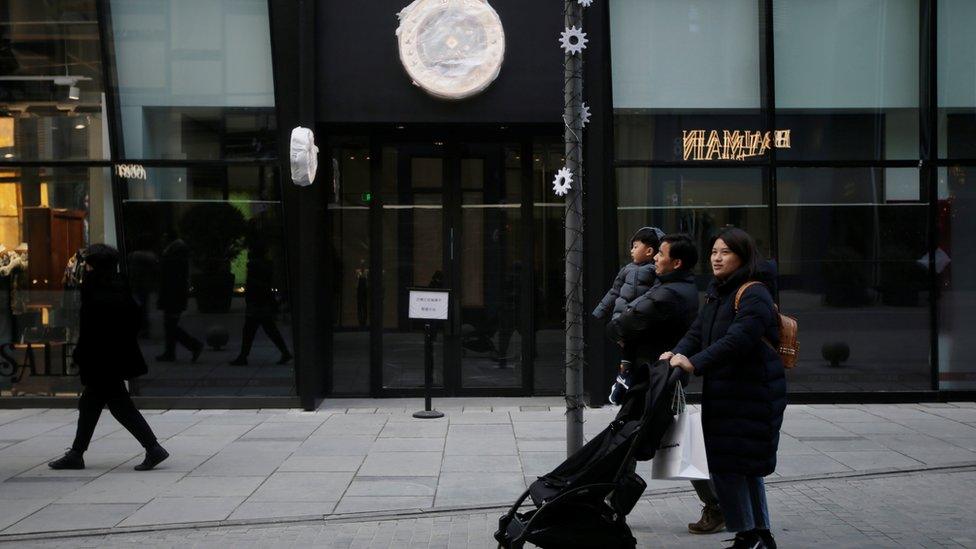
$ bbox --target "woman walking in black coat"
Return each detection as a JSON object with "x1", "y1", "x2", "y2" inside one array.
[
  {"x1": 662, "y1": 227, "x2": 787, "y2": 549},
  {"x1": 48, "y1": 244, "x2": 169, "y2": 471}
]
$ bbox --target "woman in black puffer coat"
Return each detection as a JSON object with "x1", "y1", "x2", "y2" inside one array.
[{"x1": 663, "y1": 227, "x2": 786, "y2": 549}]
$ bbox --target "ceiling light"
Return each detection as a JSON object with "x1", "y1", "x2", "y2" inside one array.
[
  {"x1": 74, "y1": 123, "x2": 86, "y2": 130},
  {"x1": 3, "y1": 153, "x2": 13, "y2": 159},
  {"x1": 68, "y1": 86, "x2": 80, "y2": 100}
]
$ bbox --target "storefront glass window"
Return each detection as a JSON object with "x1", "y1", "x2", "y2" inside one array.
[
  {"x1": 777, "y1": 168, "x2": 929, "y2": 390},
  {"x1": 774, "y1": 0, "x2": 919, "y2": 161},
  {"x1": 938, "y1": 0, "x2": 976, "y2": 159},
  {"x1": 532, "y1": 140, "x2": 565, "y2": 394},
  {"x1": 610, "y1": 0, "x2": 761, "y2": 161},
  {"x1": 937, "y1": 167, "x2": 976, "y2": 389},
  {"x1": 109, "y1": 0, "x2": 276, "y2": 160},
  {"x1": 0, "y1": 166, "x2": 114, "y2": 396},
  {"x1": 0, "y1": 1, "x2": 108, "y2": 161},
  {"x1": 615, "y1": 167, "x2": 768, "y2": 394},
  {"x1": 120, "y1": 165, "x2": 292, "y2": 396},
  {"x1": 329, "y1": 138, "x2": 370, "y2": 394}
]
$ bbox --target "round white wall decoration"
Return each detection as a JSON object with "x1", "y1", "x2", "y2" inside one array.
[{"x1": 396, "y1": 0, "x2": 505, "y2": 100}]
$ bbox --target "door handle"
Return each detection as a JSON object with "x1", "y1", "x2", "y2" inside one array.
[{"x1": 449, "y1": 227, "x2": 455, "y2": 260}]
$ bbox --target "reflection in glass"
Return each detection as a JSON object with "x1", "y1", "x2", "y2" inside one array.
[
  {"x1": 532, "y1": 140, "x2": 565, "y2": 394},
  {"x1": 615, "y1": 168, "x2": 769, "y2": 271},
  {"x1": 937, "y1": 167, "x2": 976, "y2": 389},
  {"x1": 459, "y1": 150, "x2": 522, "y2": 389},
  {"x1": 329, "y1": 138, "x2": 370, "y2": 394},
  {"x1": 777, "y1": 168, "x2": 929, "y2": 390},
  {"x1": 381, "y1": 154, "x2": 445, "y2": 389},
  {"x1": 610, "y1": 0, "x2": 761, "y2": 161},
  {"x1": 938, "y1": 0, "x2": 976, "y2": 158},
  {"x1": 121, "y1": 166, "x2": 293, "y2": 396},
  {"x1": 0, "y1": 1, "x2": 107, "y2": 161},
  {"x1": 774, "y1": 0, "x2": 919, "y2": 160},
  {"x1": 0, "y1": 167, "x2": 114, "y2": 396},
  {"x1": 110, "y1": 0, "x2": 276, "y2": 159}
]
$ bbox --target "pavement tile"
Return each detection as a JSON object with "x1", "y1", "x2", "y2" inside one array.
[
  {"x1": 345, "y1": 477, "x2": 438, "y2": 497},
  {"x1": 823, "y1": 450, "x2": 923, "y2": 470},
  {"x1": 433, "y1": 472, "x2": 525, "y2": 507},
  {"x1": 0, "y1": 422, "x2": 69, "y2": 440},
  {"x1": 119, "y1": 451, "x2": 213, "y2": 473},
  {"x1": 247, "y1": 472, "x2": 354, "y2": 502},
  {"x1": 0, "y1": 498, "x2": 52, "y2": 531},
  {"x1": 797, "y1": 436, "x2": 887, "y2": 452},
  {"x1": 278, "y1": 455, "x2": 365, "y2": 472},
  {"x1": 240, "y1": 422, "x2": 320, "y2": 441},
  {"x1": 511, "y1": 422, "x2": 564, "y2": 440},
  {"x1": 56, "y1": 472, "x2": 185, "y2": 504},
  {"x1": 896, "y1": 419, "x2": 976, "y2": 438},
  {"x1": 294, "y1": 436, "x2": 376, "y2": 456},
  {"x1": 228, "y1": 501, "x2": 337, "y2": 520},
  {"x1": 446, "y1": 424, "x2": 512, "y2": 437},
  {"x1": 359, "y1": 453, "x2": 442, "y2": 477},
  {"x1": 774, "y1": 453, "x2": 852, "y2": 477},
  {"x1": 117, "y1": 496, "x2": 244, "y2": 526},
  {"x1": 189, "y1": 450, "x2": 293, "y2": 477},
  {"x1": 0, "y1": 479, "x2": 89, "y2": 500},
  {"x1": 334, "y1": 496, "x2": 433, "y2": 514},
  {"x1": 3, "y1": 503, "x2": 140, "y2": 534},
  {"x1": 518, "y1": 452, "x2": 564, "y2": 476},
  {"x1": 160, "y1": 475, "x2": 265, "y2": 497},
  {"x1": 379, "y1": 421, "x2": 448, "y2": 438},
  {"x1": 444, "y1": 436, "x2": 516, "y2": 456},
  {"x1": 371, "y1": 437, "x2": 444, "y2": 453},
  {"x1": 445, "y1": 413, "x2": 510, "y2": 425},
  {"x1": 440, "y1": 455, "x2": 521, "y2": 473},
  {"x1": 178, "y1": 422, "x2": 255, "y2": 438}
]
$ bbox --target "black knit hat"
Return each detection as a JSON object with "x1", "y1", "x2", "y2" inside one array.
[
  {"x1": 82, "y1": 243, "x2": 120, "y2": 273},
  {"x1": 631, "y1": 226, "x2": 664, "y2": 249}
]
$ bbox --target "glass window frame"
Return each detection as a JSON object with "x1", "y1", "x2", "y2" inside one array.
[{"x1": 607, "y1": 0, "x2": 945, "y2": 393}]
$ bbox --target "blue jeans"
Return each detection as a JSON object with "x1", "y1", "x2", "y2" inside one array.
[{"x1": 710, "y1": 473, "x2": 770, "y2": 533}]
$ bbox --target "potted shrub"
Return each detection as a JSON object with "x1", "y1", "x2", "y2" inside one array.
[{"x1": 179, "y1": 203, "x2": 247, "y2": 313}]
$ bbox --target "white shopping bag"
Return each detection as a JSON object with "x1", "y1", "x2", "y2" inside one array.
[{"x1": 650, "y1": 388, "x2": 710, "y2": 481}]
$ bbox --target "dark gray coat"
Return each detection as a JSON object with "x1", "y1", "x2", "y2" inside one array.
[
  {"x1": 592, "y1": 262, "x2": 656, "y2": 320},
  {"x1": 673, "y1": 262, "x2": 787, "y2": 477},
  {"x1": 606, "y1": 269, "x2": 699, "y2": 363}
]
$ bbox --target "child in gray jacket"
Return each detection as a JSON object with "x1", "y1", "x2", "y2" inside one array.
[{"x1": 593, "y1": 226, "x2": 664, "y2": 404}]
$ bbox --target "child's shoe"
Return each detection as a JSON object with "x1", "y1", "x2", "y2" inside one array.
[{"x1": 608, "y1": 361, "x2": 633, "y2": 405}]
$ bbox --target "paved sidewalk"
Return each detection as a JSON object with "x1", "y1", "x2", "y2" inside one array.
[
  {"x1": 0, "y1": 399, "x2": 974, "y2": 540},
  {"x1": 3, "y1": 468, "x2": 975, "y2": 548}
]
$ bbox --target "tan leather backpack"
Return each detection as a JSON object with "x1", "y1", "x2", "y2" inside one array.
[{"x1": 735, "y1": 281, "x2": 799, "y2": 369}]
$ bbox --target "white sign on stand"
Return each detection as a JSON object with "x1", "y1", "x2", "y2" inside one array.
[{"x1": 408, "y1": 289, "x2": 450, "y2": 321}]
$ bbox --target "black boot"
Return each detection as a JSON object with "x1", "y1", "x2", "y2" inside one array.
[
  {"x1": 230, "y1": 355, "x2": 248, "y2": 366},
  {"x1": 277, "y1": 351, "x2": 293, "y2": 365},
  {"x1": 48, "y1": 449, "x2": 85, "y2": 470},
  {"x1": 723, "y1": 530, "x2": 765, "y2": 549},
  {"x1": 134, "y1": 444, "x2": 169, "y2": 471},
  {"x1": 756, "y1": 529, "x2": 776, "y2": 549}
]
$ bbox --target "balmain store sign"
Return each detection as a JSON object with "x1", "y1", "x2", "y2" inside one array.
[{"x1": 682, "y1": 129, "x2": 791, "y2": 161}]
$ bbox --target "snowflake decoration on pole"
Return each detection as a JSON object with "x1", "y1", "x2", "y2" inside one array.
[
  {"x1": 580, "y1": 102, "x2": 591, "y2": 128},
  {"x1": 559, "y1": 26, "x2": 588, "y2": 55},
  {"x1": 577, "y1": 0, "x2": 594, "y2": 7},
  {"x1": 552, "y1": 166, "x2": 573, "y2": 197}
]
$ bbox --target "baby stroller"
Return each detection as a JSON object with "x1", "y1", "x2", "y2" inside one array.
[{"x1": 494, "y1": 361, "x2": 684, "y2": 549}]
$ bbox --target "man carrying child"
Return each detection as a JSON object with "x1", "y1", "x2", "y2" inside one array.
[{"x1": 595, "y1": 230, "x2": 726, "y2": 535}]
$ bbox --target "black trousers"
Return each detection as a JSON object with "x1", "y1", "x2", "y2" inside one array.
[
  {"x1": 72, "y1": 380, "x2": 157, "y2": 453},
  {"x1": 163, "y1": 312, "x2": 200, "y2": 355},
  {"x1": 238, "y1": 314, "x2": 289, "y2": 357}
]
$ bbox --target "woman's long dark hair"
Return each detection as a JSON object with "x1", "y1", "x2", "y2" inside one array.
[{"x1": 708, "y1": 227, "x2": 762, "y2": 281}]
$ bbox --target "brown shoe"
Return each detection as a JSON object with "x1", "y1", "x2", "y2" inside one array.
[{"x1": 688, "y1": 504, "x2": 725, "y2": 534}]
